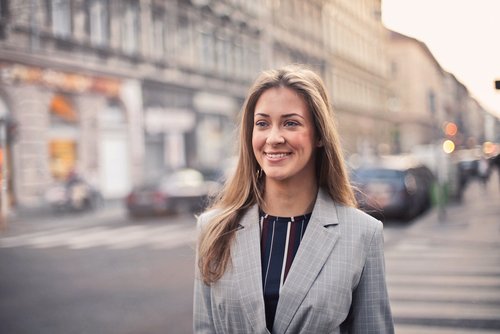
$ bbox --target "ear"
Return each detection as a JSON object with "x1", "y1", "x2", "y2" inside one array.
[{"x1": 316, "y1": 138, "x2": 324, "y2": 147}]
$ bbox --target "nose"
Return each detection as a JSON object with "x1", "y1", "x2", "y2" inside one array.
[{"x1": 266, "y1": 127, "x2": 285, "y2": 146}]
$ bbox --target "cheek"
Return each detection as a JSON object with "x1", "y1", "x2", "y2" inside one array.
[
  {"x1": 293, "y1": 133, "x2": 315, "y2": 150},
  {"x1": 252, "y1": 132, "x2": 264, "y2": 151},
  {"x1": 251, "y1": 135, "x2": 260, "y2": 159}
]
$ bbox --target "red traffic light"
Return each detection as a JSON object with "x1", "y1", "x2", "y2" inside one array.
[{"x1": 443, "y1": 122, "x2": 458, "y2": 136}]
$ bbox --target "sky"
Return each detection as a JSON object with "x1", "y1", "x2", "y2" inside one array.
[{"x1": 382, "y1": 0, "x2": 500, "y2": 118}]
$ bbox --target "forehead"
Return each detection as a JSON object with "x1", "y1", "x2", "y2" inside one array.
[{"x1": 254, "y1": 87, "x2": 308, "y2": 115}]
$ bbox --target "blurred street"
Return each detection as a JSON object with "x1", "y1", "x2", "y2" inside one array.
[
  {"x1": 385, "y1": 171, "x2": 500, "y2": 333},
  {"x1": 0, "y1": 172, "x2": 499, "y2": 334},
  {"x1": 0, "y1": 208, "x2": 198, "y2": 334}
]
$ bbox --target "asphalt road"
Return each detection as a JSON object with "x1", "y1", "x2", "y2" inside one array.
[
  {"x1": 0, "y1": 173, "x2": 499, "y2": 334},
  {"x1": 0, "y1": 210, "x2": 197, "y2": 334}
]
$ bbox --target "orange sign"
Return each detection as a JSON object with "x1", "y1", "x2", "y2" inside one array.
[{"x1": 0, "y1": 62, "x2": 121, "y2": 97}]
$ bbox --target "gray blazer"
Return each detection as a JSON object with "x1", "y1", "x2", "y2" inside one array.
[{"x1": 194, "y1": 189, "x2": 394, "y2": 333}]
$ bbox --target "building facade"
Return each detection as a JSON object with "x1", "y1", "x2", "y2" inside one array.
[
  {"x1": 0, "y1": 0, "x2": 264, "y2": 211},
  {"x1": 322, "y1": 0, "x2": 392, "y2": 157},
  {"x1": 388, "y1": 30, "x2": 492, "y2": 155},
  {"x1": 2, "y1": 0, "x2": 495, "y2": 212},
  {"x1": 266, "y1": 0, "x2": 392, "y2": 157},
  {"x1": 387, "y1": 30, "x2": 447, "y2": 153}
]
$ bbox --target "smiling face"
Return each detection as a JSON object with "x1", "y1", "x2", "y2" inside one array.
[{"x1": 252, "y1": 87, "x2": 320, "y2": 187}]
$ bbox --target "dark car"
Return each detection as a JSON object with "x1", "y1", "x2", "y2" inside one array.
[
  {"x1": 352, "y1": 163, "x2": 434, "y2": 221},
  {"x1": 125, "y1": 168, "x2": 220, "y2": 217}
]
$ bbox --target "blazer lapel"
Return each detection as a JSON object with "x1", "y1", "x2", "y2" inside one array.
[
  {"x1": 273, "y1": 189, "x2": 341, "y2": 334},
  {"x1": 232, "y1": 205, "x2": 268, "y2": 333}
]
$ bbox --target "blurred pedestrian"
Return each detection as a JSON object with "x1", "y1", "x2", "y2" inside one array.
[
  {"x1": 493, "y1": 153, "x2": 500, "y2": 191},
  {"x1": 478, "y1": 156, "x2": 489, "y2": 189},
  {"x1": 194, "y1": 65, "x2": 394, "y2": 333}
]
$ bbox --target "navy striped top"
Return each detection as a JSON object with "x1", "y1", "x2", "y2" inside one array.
[{"x1": 259, "y1": 210, "x2": 312, "y2": 331}]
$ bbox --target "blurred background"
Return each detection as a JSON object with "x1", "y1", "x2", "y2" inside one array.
[{"x1": 0, "y1": 0, "x2": 499, "y2": 333}]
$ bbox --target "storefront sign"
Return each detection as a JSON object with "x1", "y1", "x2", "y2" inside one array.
[
  {"x1": 145, "y1": 107, "x2": 195, "y2": 134},
  {"x1": 193, "y1": 92, "x2": 237, "y2": 116},
  {"x1": 0, "y1": 62, "x2": 121, "y2": 97}
]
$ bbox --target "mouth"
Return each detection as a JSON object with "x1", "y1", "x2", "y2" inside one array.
[{"x1": 265, "y1": 152, "x2": 292, "y2": 159}]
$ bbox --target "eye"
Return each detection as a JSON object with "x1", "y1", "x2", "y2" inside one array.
[
  {"x1": 284, "y1": 120, "x2": 299, "y2": 127},
  {"x1": 255, "y1": 120, "x2": 268, "y2": 127}
]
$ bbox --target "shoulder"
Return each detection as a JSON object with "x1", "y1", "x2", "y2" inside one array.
[
  {"x1": 196, "y1": 209, "x2": 222, "y2": 231},
  {"x1": 317, "y1": 188, "x2": 382, "y2": 234},
  {"x1": 334, "y1": 203, "x2": 383, "y2": 236}
]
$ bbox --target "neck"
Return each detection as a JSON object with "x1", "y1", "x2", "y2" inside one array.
[{"x1": 262, "y1": 178, "x2": 318, "y2": 217}]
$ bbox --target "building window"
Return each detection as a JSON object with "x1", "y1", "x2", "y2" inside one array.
[
  {"x1": 0, "y1": 0, "x2": 8, "y2": 39},
  {"x1": 390, "y1": 61, "x2": 398, "y2": 78},
  {"x1": 200, "y1": 27, "x2": 215, "y2": 70},
  {"x1": 152, "y1": 7, "x2": 166, "y2": 59},
  {"x1": 234, "y1": 39, "x2": 243, "y2": 78},
  {"x1": 88, "y1": 0, "x2": 109, "y2": 46},
  {"x1": 51, "y1": 0, "x2": 72, "y2": 38},
  {"x1": 0, "y1": 0, "x2": 8, "y2": 20},
  {"x1": 177, "y1": 14, "x2": 193, "y2": 66},
  {"x1": 122, "y1": 0, "x2": 140, "y2": 55}
]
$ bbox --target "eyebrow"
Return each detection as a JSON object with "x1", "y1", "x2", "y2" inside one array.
[{"x1": 254, "y1": 112, "x2": 305, "y2": 119}]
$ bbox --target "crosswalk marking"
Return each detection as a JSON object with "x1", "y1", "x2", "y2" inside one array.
[
  {"x1": 0, "y1": 223, "x2": 197, "y2": 250},
  {"x1": 391, "y1": 301, "x2": 500, "y2": 320},
  {"x1": 395, "y1": 324, "x2": 500, "y2": 334},
  {"x1": 387, "y1": 274, "x2": 500, "y2": 287},
  {"x1": 385, "y1": 231, "x2": 500, "y2": 333},
  {"x1": 389, "y1": 286, "x2": 500, "y2": 303}
]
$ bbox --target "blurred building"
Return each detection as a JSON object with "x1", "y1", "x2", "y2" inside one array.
[
  {"x1": 387, "y1": 30, "x2": 492, "y2": 154},
  {"x1": 387, "y1": 30, "x2": 446, "y2": 153},
  {"x1": 1, "y1": 0, "x2": 495, "y2": 213},
  {"x1": 442, "y1": 72, "x2": 470, "y2": 148},
  {"x1": 0, "y1": 0, "x2": 394, "y2": 211},
  {"x1": 321, "y1": 0, "x2": 392, "y2": 157},
  {"x1": 266, "y1": 0, "x2": 392, "y2": 157},
  {"x1": 0, "y1": 0, "x2": 263, "y2": 210}
]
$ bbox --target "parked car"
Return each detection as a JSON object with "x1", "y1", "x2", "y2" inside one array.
[
  {"x1": 351, "y1": 162, "x2": 434, "y2": 221},
  {"x1": 125, "y1": 168, "x2": 220, "y2": 217}
]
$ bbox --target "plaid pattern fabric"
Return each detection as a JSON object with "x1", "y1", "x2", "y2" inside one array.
[{"x1": 194, "y1": 188, "x2": 394, "y2": 334}]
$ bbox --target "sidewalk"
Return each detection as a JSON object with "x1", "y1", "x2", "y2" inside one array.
[
  {"x1": 385, "y1": 170, "x2": 500, "y2": 334},
  {"x1": 407, "y1": 169, "x2": 500, "y2": 244},
  {"x1": 1, "y1": 200, "x2": 127, "y2": 234}
]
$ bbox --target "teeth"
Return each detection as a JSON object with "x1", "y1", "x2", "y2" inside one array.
[{"x1": 266, "y1": 153, "x2": 289, "y2": 158}]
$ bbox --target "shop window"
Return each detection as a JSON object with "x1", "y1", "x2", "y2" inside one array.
[
  {"x1": 48, "y1": 94, "x2": 78, "y2": 180},
  {"x1": 49, "y1": 139, "x2": 77, "y2": 180},
  {"x1": 50, "y1": 95, "x2": 78, "y2": 123}
]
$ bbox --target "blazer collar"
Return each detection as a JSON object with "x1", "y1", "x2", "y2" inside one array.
[{"x1": 232, "y1": 188, "x2": 341, "y2": 334}]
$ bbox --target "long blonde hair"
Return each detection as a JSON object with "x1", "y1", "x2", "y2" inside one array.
[{"x1": 198, "y1": 64, "x2": 356, "y2": 284}]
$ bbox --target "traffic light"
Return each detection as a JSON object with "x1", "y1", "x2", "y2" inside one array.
[
  {"x1": 444, "y1": 122, "x2": 457, "y2": 136},
  {"x1": 442, "y1": 121, "x2": 458, "y2": 153},
  {"x1": 442, "y1": 139, "x2": 455, "y2": 154}
]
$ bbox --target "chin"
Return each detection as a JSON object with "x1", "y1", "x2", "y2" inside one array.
[{"x1": 264, "y1": 173, "x2": 288, "y2": 182}]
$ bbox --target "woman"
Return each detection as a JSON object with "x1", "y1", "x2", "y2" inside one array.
[{"x1": 194, "y1": 65, "x2": 394, "y2": 333}]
